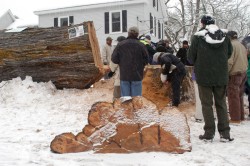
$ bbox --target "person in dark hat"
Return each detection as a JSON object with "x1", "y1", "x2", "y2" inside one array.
[
  {"x1": 145, "y1": 35, "x2": 151, "y2": 40},
  {"x1": 111, "y1": 27, "x2": 149, "y2": 97},
  {"x1": 227, "y1": 30, "x2": 248, "y2": 124},
  {"x1": 156, "y1": 39, "x2": 174, "y2": 54},
  {"x1": 200, "y1": 15, "x2": 215, "y2": 26},
  {"x1": 176, "y1": 40, "x2": 192, "y2": 66},
  {"x1": 140, "y1": 35, "x2": 156, "y2": 64},
  {"x1": 188, "y1": 15, "x2": 234, "y2": 142}
]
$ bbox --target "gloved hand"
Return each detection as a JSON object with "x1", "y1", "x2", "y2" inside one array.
[
  {"x1": 108, "y1": 71, "x2": 115, "y2": 78},
  {"x1": 160, "y1": 74, "x2": 167, "y2": 83},
  {"x1": 169, "y1": 64, "x2": 176, "y2": 73}
]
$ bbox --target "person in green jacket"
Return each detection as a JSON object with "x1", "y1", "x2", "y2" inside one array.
[
  {"x1": 242, "y1": 36, "x2": 250, "y2": 118},
  {"x1": 187, "y1": 15, "x2": 234, "y2": 142}
]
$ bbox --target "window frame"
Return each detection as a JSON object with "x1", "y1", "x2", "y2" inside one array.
[
  {"x1": 58, "y1": 16, "x2": 69, "y2": 27},
  {"x1": 109, "y1": 10, "x2": 123, "y2": 34}
]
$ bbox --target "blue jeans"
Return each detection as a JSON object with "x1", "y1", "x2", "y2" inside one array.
[{"x1": 120, "y1": 81, "x2": 142, "y2": 97}]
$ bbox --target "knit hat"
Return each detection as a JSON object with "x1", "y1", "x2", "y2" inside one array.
[
  {"x1": 145, "y1": 35, "x2": 151, "y2": 40},
  {"x1": 116, "y1": 36, "x2": 126, "y2": 42},
  {"x1": 201, "y1": 15, "x2": 215, "y2": 25},
  {"x1": 183, "y1": 40, "x2": 188, "y2": 45},
  {"x1": 227, "y1": 31, "x2": 238, "y2": 39},
  {"x1": 153, "y1": 52, "x2": 162, "y2": 63}
]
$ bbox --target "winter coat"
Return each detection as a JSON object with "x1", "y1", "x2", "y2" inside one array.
[
  {"x1": 158, "y1": 53, "x2": 186, "y2": 81},
  {"x1": 140, "y1": 40, "x2": 156, "y2": 64},
  {"x1": 176, "y1": 47, "x2": 192, "y2": 66},
  {"x1": 109, "y1": 61, "x2": 120, "y2": 86},
  {"x1": 187, "y1": 24, "x2": 233, "y2": 86},
  {"x1": 247, "y1": 57, "x2": 250, "y2": 86},
  {"x1": 101, "y1": 44, "x2": 113, "y2": 65},
  {"x1": 111, "y1": 37, "x2": 149, "y2": 81},
  {"x1": 228, "y1": 39, "x2": 248, "y2": 76}
]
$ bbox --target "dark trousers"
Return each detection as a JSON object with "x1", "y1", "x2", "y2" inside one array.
[
  {"x1": 245, "y1": 82, "x2": 250, "y2": 115},
  {"x1": 171, "y1": 69, "x2": 186, "y2": 106},
  {"x1": 198, "y1": 85, "x2": 230, "y2": 137},
  {"x1": 227, "y1": 72, "x2": 247, "y2": 121}
]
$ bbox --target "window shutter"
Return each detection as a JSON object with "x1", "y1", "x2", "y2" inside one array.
[
  {"x1": 157, "y1": 0, "x2": 159, "y2": 11},
  {"x1": 104, "y1": 12, "x2": 109, "y2": 34},
  {"x1": 158, "y1": 21, "x2": 161, "y2": 39},
  {"x1": 54, "y1": 17, "x2": 58, "y2": 27},
  {"x1": 69, "y1": 16, "x2": 74, "y2": 25},
  {"x1": 150, "y1": 13, "x2": 153, "y2": 34},
  {"x1": 162, "y1": 23, "x2": 164, "y2": 39},
  {"x1": 122, "y1": 10, "x2": 127, "y2": 32},
  {"x1": 154, "y1": 17, "x2": 156, "y2": 36}
]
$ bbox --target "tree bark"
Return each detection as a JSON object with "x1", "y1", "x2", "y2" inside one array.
[{"x1": 0, "y1": 22, "x2": 104, "y2": 89}]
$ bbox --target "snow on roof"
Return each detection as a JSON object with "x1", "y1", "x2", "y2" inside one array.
[{"x1": 6, "y1": 18, "x2": 38, "y2": 30}]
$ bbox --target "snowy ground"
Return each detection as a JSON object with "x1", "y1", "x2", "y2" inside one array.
[{"x1": 0, "y1": 76, "x2": 250, "y2": 166}]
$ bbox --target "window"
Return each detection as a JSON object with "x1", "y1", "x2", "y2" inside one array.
[
  {"x1": 104, "y1": 10, "x2": 127, "y2": 34},
  {"x1": 54, "y1": 16, "x2": 74, "y2": 27},
  {"x1": 111, "y1": 11, "x2": 121, "y2": 32},
  {"x1": 60, "y1": 17, "x2": 69, "y2": 27}
]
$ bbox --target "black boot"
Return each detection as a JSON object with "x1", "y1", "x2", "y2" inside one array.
[
  {"x1": 199, "y1": 133, "x2": 214, "y2": 142},
  {"x1": 220, "y1": 134, "x2": 234, "y2": 142}
]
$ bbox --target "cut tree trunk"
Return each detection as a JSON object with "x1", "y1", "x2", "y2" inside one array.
[
  {"x1": 0, "y1": 22, "x2": 104, "y2": 89},
  {"x1": 142, "y1": 65, "x2": 194, "y2": 110}
]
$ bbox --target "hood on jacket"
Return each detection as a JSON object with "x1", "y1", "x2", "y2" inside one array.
[
  {"x1": 195, "y1": 25, "x2": 228, "y2": 48},
  {"x1": 153, "y1": 52, "x2": 162, "y2": 63}
]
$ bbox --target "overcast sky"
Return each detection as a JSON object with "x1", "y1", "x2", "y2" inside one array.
[{"x1": 0, "y1": 0, "x2": 120, "y2": 23}]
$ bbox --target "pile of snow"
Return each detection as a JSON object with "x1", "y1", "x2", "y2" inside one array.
[{"x1": 0, "y1": 77, "x2": 250, "y2": 166}]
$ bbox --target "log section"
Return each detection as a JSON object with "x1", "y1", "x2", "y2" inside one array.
[{"x1": 0, "y1": 22, "x2": 104, "y2": 89}]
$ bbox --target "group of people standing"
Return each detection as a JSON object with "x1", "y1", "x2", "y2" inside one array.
[
  {"x1": 102, "y1": 27, "x2": 187, "y2": 107},
  {"x1": 101, "y1": 14, "x2": 250, "y2": 143}
]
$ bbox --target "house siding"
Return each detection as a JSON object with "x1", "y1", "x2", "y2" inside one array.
[{"x1": 36, "y1": 0, "x2": 165, "y2": 47}]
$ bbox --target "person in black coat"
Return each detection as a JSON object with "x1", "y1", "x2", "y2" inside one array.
[
  {"x1": 176, "y1": 40, "x2": 192, "y2": 66},
  {"x1": 111, "y1": 26, "x2": 149, "y2": 97},
  {"x1": 153, "y1": 52, "x2": 186, "y2": 107}
]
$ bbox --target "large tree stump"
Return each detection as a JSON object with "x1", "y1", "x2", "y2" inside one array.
[
  {"x1": 0, "y1": 22, "x2": 104, "y2": 89},
  {"x1": 50, "y1": 97, "x2": 192, "y2": 154}
]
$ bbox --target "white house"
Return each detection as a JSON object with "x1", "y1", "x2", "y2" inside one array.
[
  {"x1": 0, "y1": 9, "x2": 16, "y2": 30},
  {"x1": 34, "y1": 0, "x2": 166, "y2": 47}
]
